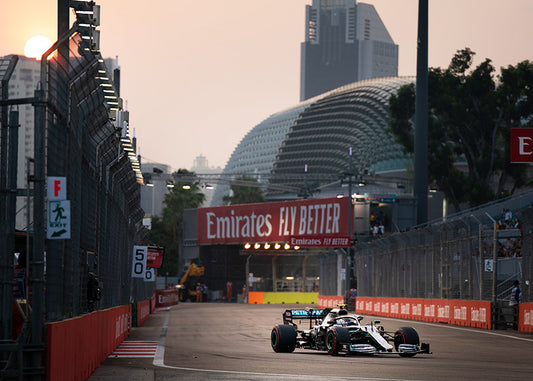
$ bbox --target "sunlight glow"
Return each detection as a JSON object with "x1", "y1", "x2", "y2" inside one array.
[{"x1": 24, "y1": 36, "x2": 53, "y2": 60}]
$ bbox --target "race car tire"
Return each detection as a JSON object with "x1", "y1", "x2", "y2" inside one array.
[
  {"x1": 271, "y1": 324, "x2": 297, "y2": 353},
  {"x1": 394, "y1": 327, "x2": 420, "y2": 357},
  {"x1": 326, "y1": 326, "x2": 350, "y2": 355}
]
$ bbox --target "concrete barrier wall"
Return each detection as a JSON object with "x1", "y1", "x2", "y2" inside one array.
[
  {"x1": 137, "y1": 299, "x2": 151, "y2": 327},
  {"x1": 519, "y1": 302, "x2": 533, "y2": 332},
  {"x1": 156, "y1": 289, "x2": 179, "y2": 307},
  {"x1": 46, "y1": 305, "x2": 131, "y2": 381},
  {"x1": 317, "y1": 295, "x2": 345, "y2": 308},
  {"x1": 151, "y1": 294, "x2": 156, "y2": 312},
  {"x1": 355, "y1": 297, "x2": 492, "y2": 330}
]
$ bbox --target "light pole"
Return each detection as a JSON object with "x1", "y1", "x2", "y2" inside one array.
[
  {"x1": 340, "y1": 147, "x2": 357, "y2": 306},
  {"x1": 414, "y1": 0, "x2": 429, "y2": 224},
  {"x1": 348, "y1": 148, "x2": 353, "y2": 242}
]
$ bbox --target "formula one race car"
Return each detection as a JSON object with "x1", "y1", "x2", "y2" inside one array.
[{"x1": 271, "y1": 305, "x2": 430, "y2": 357}]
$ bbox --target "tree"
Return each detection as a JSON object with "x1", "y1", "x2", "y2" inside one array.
[
  {"x1": 388, "y1": 48, "x2": 532, "y2": 211},
  {"x1": 149, "y1": 169, "x2": 205, "y2": 275},
  {"x1": 222, "y1": 176, "x2": 266, "y2": 205}
]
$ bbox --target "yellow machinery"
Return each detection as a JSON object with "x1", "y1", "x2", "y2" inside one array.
[{"x1": 176, "y1": 262, "x2": 205, "y2": 302}]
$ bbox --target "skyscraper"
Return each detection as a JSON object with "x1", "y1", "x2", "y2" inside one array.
[
  {"x1": 1, "y1": 55, "x2": 40, "y2": 229},
  {"x1": 300, "y1": 0, "x2": 398, "y2": 101}
]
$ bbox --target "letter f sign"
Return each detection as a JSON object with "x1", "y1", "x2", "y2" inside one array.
[
  {"x1": 47, "y1": 177, "x2": 67, "y2": 200},
  {"x1": 511, "y1": 128, "x2": 533, "y2": 163},
  {"x1": 54, "y1": 180, "x2": 62, "y2": 197}
]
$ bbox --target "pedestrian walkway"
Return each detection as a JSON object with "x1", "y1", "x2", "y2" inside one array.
[{"x1": 108, "y1": 340, "x2": 158, "y2": 358}]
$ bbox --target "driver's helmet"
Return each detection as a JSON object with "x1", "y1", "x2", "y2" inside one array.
[{"x1": 327, "y1": 312, "x2": 338, "y2": 323}]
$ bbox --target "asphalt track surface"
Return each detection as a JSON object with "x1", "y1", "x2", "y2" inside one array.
[{"x1": 89, "y1": 303, "x2": 533, "y2": 381}]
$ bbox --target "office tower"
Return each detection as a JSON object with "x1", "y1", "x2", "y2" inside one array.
[
  {"x1": 1, "y1": 55, "x2": 40, "y2": 229},
  {"x1": 300, "y1": 0, "x2": 398, "y2": 101}
]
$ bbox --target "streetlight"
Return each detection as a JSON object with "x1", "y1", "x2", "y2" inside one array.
[
  {"x1": 414, "y1": 0, "x2": 429, "y2": 224},
  {"x1": 340, "y1": 147, "x2": 362, "y2": 307}
]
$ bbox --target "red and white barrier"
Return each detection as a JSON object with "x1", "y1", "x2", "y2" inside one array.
[
  {"x1": 137, "y1": 299, "x2": 151, "y2": 327},
  {"x1": 151, "y1": 294, "x2": 156, "y2": 312},
  {"x1": 317, "y1": 295, "x2": 345, "y2": 308},
  {"x1": 519, "y1": 302, "x2": 533, "y2": 332},
  {"x1": 47, "y1": 305, "x2": 131, "y2": 381},
  {"x1": 156, "y1": 289, "x2": 179, "y2": 307},
  {"x1": 355, "y1": 297, "x2": 492, "y2": 330}
]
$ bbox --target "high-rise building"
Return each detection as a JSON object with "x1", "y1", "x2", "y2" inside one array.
[
  {"x1": 1, "y1": 55, "x2": 120, "y2": 229},
  {"x1": 140, "y1": 161, "x2": 171, "y2": 220},
  {"x1": 1, "y1": 56, "x2": 40, "y2": 229},
  {"x1": 300, "y1": 0, "x2": 398, "y2": 101},
  {"x1": 190, "y1": 154, "x2": 222, "y2": 206}
]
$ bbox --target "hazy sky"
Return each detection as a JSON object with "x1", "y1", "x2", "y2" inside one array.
[{"x1": 1, "y1": 1, "x2": 532, "y2": 171}]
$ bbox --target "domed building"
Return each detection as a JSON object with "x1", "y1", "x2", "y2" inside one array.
[{"x1": 212, "y1": 76, "x2": 416, "y2": 206}]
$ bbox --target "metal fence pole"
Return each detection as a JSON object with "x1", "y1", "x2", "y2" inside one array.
[
  {"x1": 6, "y1": 110, "x2": 19, "y2": 314},
  {"x1": 471, "y1": 214, "x2": 483, "y2": 300},
  {"x1": 486, "y1": 213, "x2": 498, "y2": 305},
  {"x1": 31, "y1": 88, "x2": 46, "y2": 370},
  {"x1": 0, "y1": 55, "x2": 18, "y2": 343}
]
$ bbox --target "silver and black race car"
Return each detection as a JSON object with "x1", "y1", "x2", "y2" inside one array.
[{"x1": 271, "y1": 305, "x2": 431, "y2": 357}]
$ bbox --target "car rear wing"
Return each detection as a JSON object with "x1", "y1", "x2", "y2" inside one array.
[{"x1": 283, "y1": 308, "x2": 331, "y2": 326}]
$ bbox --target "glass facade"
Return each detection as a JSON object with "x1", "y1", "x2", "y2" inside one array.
[
  {"x1": 300, "y1": 1, "x2": 398, "y2": 100},
  {"x1": 213, "y1": 76, "x2": 415, "y2": 206}
]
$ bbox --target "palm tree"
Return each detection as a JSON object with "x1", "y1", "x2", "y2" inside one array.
[{"x1": 150, "y1": 169, "x2": 205, "y2": 275}]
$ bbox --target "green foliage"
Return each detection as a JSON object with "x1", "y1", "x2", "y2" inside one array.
[
  {"x1": 388, "y1": 48, "x2": 533, "y2": 210},
  {"x1": 222, "y1": 176, "x2": 266, "y2": 205},
  {"x1": 149, "y1": 169, "x2": 205, "y2": 276},
  {"x1": 388, "y1": 83, "x2": 416, "y2": 153}
]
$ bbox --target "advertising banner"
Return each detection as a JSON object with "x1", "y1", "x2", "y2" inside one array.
[
  {"x1": 198, "y1": 197, "x2": 350, "y2": 246},
  {"x1": 510, "y1": 128, "x2": 533, "y2": 162},
  {"x1": 355, "y1": 297, "x2": 491, "y2": 330},
  {"x1": 147, "y1": 246, "x2": 164, "y2": 268}
]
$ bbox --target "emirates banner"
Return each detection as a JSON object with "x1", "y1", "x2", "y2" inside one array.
[
  {"x1": 146, "y1": 246, "x2": 163, "y2": 268},
  {"x1": 198, "y1": 197, "x2": 350, "y2": 247},
  {"x1": 510, "y1": 128, "x2": 533, "y2": 162}
]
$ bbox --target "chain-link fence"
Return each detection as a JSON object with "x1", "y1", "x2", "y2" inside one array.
[
  {"x1": 355, "y1": 192, "x2": 533, "y2": 303},
  {"x1": 40, "y1": 32, "x2": 153, "y2": 321},
  {"x1": 0, "y1": 5, "x2": 156, "y2": 379},
  {"x1": 1, "y1": 30, "x2": 152, "y2": 333}
]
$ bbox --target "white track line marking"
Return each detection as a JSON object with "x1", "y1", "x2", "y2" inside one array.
[
  {"x1": 110, "y1": 340, "x2": 158, "y2": 358},
  {"x1": 151, "y1": 309, "x2": 419, "y2": 381},
  {"x1": 388, "y1": 317, "x2": 533, "y2": 343}
]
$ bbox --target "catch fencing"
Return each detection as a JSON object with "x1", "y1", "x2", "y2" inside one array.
[
  {"x1": 1, "y1": 21, "x2": 153, "y2": 360},
  {"x1": 1, "y1": 6, "x2": 157, "y2": 379},
  {"x1": 40, "y1": 33, "x2": 153, "y2": 320},
  {"x1": 355, "y1": 193, "x2": 533, "y2": 304}
]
